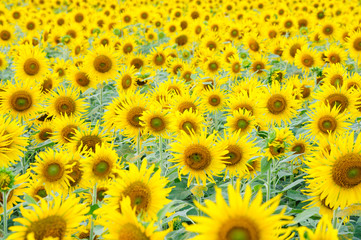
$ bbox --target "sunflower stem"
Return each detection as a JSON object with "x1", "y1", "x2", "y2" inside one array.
[
  {"x1": 266, "y1": 162, "x2": 272, "y2": 202},
  {"x1": 89, "y1": 183, "x2": 97, "y2": 240},
  {"x1": 3, "y1": 191, "x2": 7, "y2": 236},
  {"x1": 290, "y1": 161, "x2": 294, "y2": 182},
  {"x1": 332, "y1": 208, "x2": 338, "y2": 229},
  {"x1": 159, "y1": 136, "x2": 163, "y2": 172},
  {"x1": 137, "y1": 130, "x2": 141, "y2": 169}
]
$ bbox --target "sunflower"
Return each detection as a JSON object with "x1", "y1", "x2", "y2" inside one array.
[
  {"x1": 226, "y1": 91, "x2": 262, "y2": 118},
  {"x1": 201, "y1": 87, "x2": 226, "y2": 113},
  {"x1": 346, "y1": 30, "x2": 361, "y2": 62},
  {"x1": 23, "y1": 178, "x2": 48, "y2": 202},
  {"x1": 106, "y1": 160, "x2": 171, "y2": 221},
  {"x1": 51, "y1": 114, "x2": 86, "y2": 145},
  {"x1": 67, "y1": 65, "x2": 96, "y2": 92},
  {"x1": 147, "y1": 46, "x2": 168, "y2": 70},
  {"x1": 226, "y1": 55, "x2": 243, "y2": 80},
  {"x1": 306, "y1": 103, "x2": 350, "y2": 139},
  {"x1": 294, "y1": 46, "x2": 323, "y2": 73},
  {"x1": 19, "y1": 16, "x2": 40, "y2": 37},
  {"x1": 0, "y1": 24, "x2": 15, "y2": 47},
  {"x1": 305, "y1": 131, "x2": 361, "y2": 209},
  {"x1": 298, "y1": 216, "x2": 339, "y2": 240},
  {"x1": 39, "y1": 73, "x2": 60, "y2": 95},
  {"x1": 115, "y1": 65, "x2": 137, "y2": 93},
  {"x1": 259, "y1": 81, "x2": 300, "y2": 126},
  {"x1": 127, "y1": 52, "x2": 147, "y2": 72},
  {"x1": 264, "y1": 127, "x2": 294, "y2": 161},
  {"x1": 68, "y1": 123, "x2": 112, "y2": 153},
  {"x1": 201, "y1": 54, "x2": 222, "y2": 77},
  {"x1": 8, "y1": 194, "x2": 89, "y2": 240},
  {"x1": 170, "y1": 92, "x2": 204, "y2": 115},
  {"x1": 99, "y1": 197, "x2": 169, "y2": 240},
  {"x1": 13, "y1": 44, "x2": 49, "y2": 83},
  {"x1": 83, "y1": 144, "x2": 120, "y2": 184},
  {"x1": 282, "y1": 37, "x2": 308, "y2": 64},
  {"x1": 187, "y1": 182, "x2": 293, "y2": 240},
  {"x1": 32, "y1": 121, "x2": 53, "y2": 145},
  {"x1": 83, "y1": 44, "x2": 120, "y2": 83},
  {"x1": 32, "y1": 148, "x2": 74, "y2": 193},
  {"x1": 169, "y1": 130, "x2": 228, "y2": 186},
  {"x1": 323, "y1": 44, "x2": 348, "y2": 65},
  {"x1": 114, "y1": 92, "x2": 148, "y2": 138},
  {"x1": 140, "y1": 104, "x2": 171, "y2": 138},
  {"x1": 313, "y1": 84, "x2": 359, "y2": 119},
  {"x1": 243, "y1": 33, "x2": 263, "y2": 54},
  {"x1": 46, "y1": 86, "x2": 87, "y2": 118},
  {"x1": 346, "y1": 73, "x2": 361, "y2": 91},
  {"x1": 225, "y1": 109, "x2": 256, "y2": 136},
  {"x1": 219, "y1": 130, "x2": 259, "y2": 178},
  {"x1": 170, "y1": 109, "x2": 204, "y2": 136},
  {"x1": 66, "y1": 150, "x2": 86, "y2": 190},
  {"x1": 0, "y1": 80, "x2": 42, "y2": 120},
  {"x1": 119, "y1": 35, "x2": 137, "y2": 55},
  {"x1": 321, "y1": 63, "x2": 347, "y2": 87},
  {"x1": 249, "y1": 54, "x2": 270, "y2": 77}
]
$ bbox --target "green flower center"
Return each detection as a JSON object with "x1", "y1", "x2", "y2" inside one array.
[
  {"x1": 95, "y1": 161, "x2": 109, "y2": 174},
  {"x1": 237, "y1": 119, "x2": 248, "y2": 129},
  {"x1": 47, "y1": 164, "x2": 60, "y2": 177}
]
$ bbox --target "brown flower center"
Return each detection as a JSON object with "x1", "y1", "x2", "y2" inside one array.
[
  {"x1": 127, "y1": 107, "x2": 145, "y2": 128},
  {"x1": 77, "y1": 135, "x2": 102, "y2": 152},
  {"x1": 10, "y1": 90, "x2": 33, "y2": 112},
  {"x1": 68, "y1": 160, "x2": 83, "y2": 187},
  {"x1": 325, "y1": 93, "x2": 348, "y2": 113},
  {"x1": 93, "y1": 159, "x2": 111, "y2": 177},
  {"x1": 290, "y1": 44, "x2": 301, "y2": 58},
  {"x1": 318, "y1": 115, "x2": 337, "y2": 134},
  {"x1": 224, "y1": 145, "x2": 242, "y2": 166},
  {"x1": 43, "y1": 162, "x2": 64, "y2": 182},
  {"x1": 130, "y1": 58, "x2": 144, "y2": 70},
  {"x1": 150, "y1": 117, "x2": 165, "y2": 131},
  {"x1": 332, "y1": 153, "x2": 361, "y2": 188},
  {"x1": 175, "y1": 35, "x2": 188, "y2": 46},
  {"x1": 26, "y1": 216, "x2": 67, "y2": 240},
  {"x1": 184, "y1": 144, "x2": 212, "y2": 170},
  {"x1": 219, "y1": 217, "x2": 259, "y2": 240},
  {"x1": 301, "y1": 54, "x2": 314, "y2": 67},
  {"x1": 267, "y1": 94, "x2": 287, "y2": 115},
  {"x1": 123, "y1": 181, "x2": 151, "y2": 214},
  {"x1": 94, "y1": 55, "x2": 112, "y2": 73},
  {"x1": 208, "y1": 95, "x2": 221, "y2": 107},
  {"x1": 0, "y1": 30, "x2": 11, "y2": 41},
  {"x1": 178, "y1": 102, "x2": 196, "y2": 113},
  {"x1": 61, "y1": 124, "x2": 77, "y2": 143},
  {"x1": 54, "y1": 96, "x2": 76, "y2": 116},
  {"x1": 39, "y1": 128, "x2": 52, "y2": 141},
  {"x1": 24, "y1": 58, "x2": 40, "y2": 76},
  {"x1": 75, "y1": 72, "x2": 90, "y2": 87},
  {"x1": 353, "y1": 37, "x2": 361, "y2": 51}
]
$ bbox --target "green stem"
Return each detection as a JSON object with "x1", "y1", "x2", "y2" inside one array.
[
  {"x1": 159, "y1": 136, "x2": 163, "y2": 172},
  {"x1": 290, "y1": 161, "x2": 294, "y2": 182},
  {"x1": 332, "y1": 208, "x2": 338, "y2": 229},
  {"x1": 137, "y1": 130, "x2": 141, "y2": 169},
  {"x1": 3, "y1": 191, "x2": 7, "y2": 236},
  {"x1": 89, "y1": 184, "x2": 97, "y2": 240},
  {"x1": 266, "y1": 163, "x2": 272, "y2": 202}
]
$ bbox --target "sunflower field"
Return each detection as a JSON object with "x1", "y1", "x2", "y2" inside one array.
[{"x1": 1, "y1": 0, "x2": 361, "y2": 239}]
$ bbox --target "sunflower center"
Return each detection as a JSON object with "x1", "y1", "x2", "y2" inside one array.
[
  {"x1": 75, "y1": 13, "x2": 84, "y2": 22},
  {"x1": 150, "y1": 117, "x2": 165, "y2": 131},
  {"x1": 10, "y1": 91, "x2": 33, "y2": 112},
  {"x1": 93, "y1": 160, "x2": 111, "y2": 178},
  {"x1": 0, "y1": 172, "x2": 11, "y2": 190},
  {"x1": 209, "y1": 95, "x2": 221, "y2": 106},
  {"x1": 0, "y1": 30, "x2": 10, "y2": 40},
  {"x1": 237, "y1": 119, "x2": 249, "y2": 130},
  {"x1": 154, "y1": 54, "x2": 165, "y2": 65},
  {"x1": 26, "y1": 21, "x2": 35, "y2": 30},
  {"x1": 77, "y1": 135, "x2": 102, "y2": 152},
  {"x1": 224, "y1": 145, "x2": 242, "y2": 166},
  {"x1": 118, "y1": 223, "x2": 150, "y2": 240},
  {"x1": 269, "y1": 145, "x2": 285, "y2": 156},
  {"x1": 97, "y1": 188, "x2": 107, "y2": 201},
  {"x1": 232, "y1": 63, "x2": 241, "y2": 73},
  {"x1": 332, "y1": 153, "x2": 361, "y2": 188},
  {"x1": 249, "y1": 41, "x2": 259, "y2": 52},
  {"x1": 75, "y1": 72, "x2": 90, "y2": 87},
  {"x1": 208, "y1": 62, "x2": 219, "y2": 72},
  {"x1": 318, "y1": 115, "x2": 337, "y2": 134},
  {"x1": 44, "y1": 162, "x2": 64, "y2": 181},
  {"x1": 24, "y1": 58, "x2": 40, "y2": 76},
  {"x1": 178, "y1": 102, "x2": 196, "y2": 113},
  {"x1": 219, "y1": 217, "x2": 259, "y2": 240},
  {"x1": 175, "y1": 35, "x2": 188, "y2": 46},
  {"x1": 26, "y1": 216, "x2": 67, "y2": 240},
  {"x1": 329, "y1": 54, "x2": 340, "y2": 63},
  {"x1": 292, "y1": 144, "x2": 305, "y2": 154},
  {"x1": 122, "y1": 75, "x2": 132, "y2": 89},
  {"x1": 69, "y1": 161, "x2": 82, "y2": 187},
  {"x1": 184, "y1": 144, "x2": 212, "y2": 170},
  {"x1": 330, "y1": 75, "x2": 343, "y2": 87},
  {"x1": 267, "y1": 94, "x2": 287, "y2": 114},
  {"x1": 182, "y1": 121, "x2": 194, "y2": 134},
  {"x1": 61, "y1": 125, "x2": 77, "y2": 142},
  {"x1": 301, "y1": 54, "x2": 314, "y2": 67},
  {"x1": 131, "y1": 58, "x2": 144, "y2": 69},
  {"x1": 353, "y1": 38, "x2": 361, "y2": 51},
  {"x1": 123, "y1": 181, "x2": 151, "y2": 214},
  {"x1": 94, "y1": 55, "x2": 112, "y2": 73},
  {"x1": 290, "y1": 44, "x2": 301, "y2": 58},
  {"x1": 325, "y1": 93, "x2": 348, "y2": 112},
  {"x1": 127, "y1": 107, "x2": 145, "y2": 128},
  {"x1": 207, "y1": 41, "x2": 217, "y2": 50},
  {"x1": 123, "y1": 44, "x2": 133, "y2": 54},
  {"x1": 55, "y1": 96, "x2": 76, "y2": 116},
  {"x1": 36, "y1": 187, "x2": 47, "y2": 198},
  {"x1": 301, "y1": 86, "x2": 311, "y2": 98},
  {"x1": 39, "y1": 128, "x2": 52, "y2": 141},
  {"x1": 231, "y1": 30, "x2": 238, "y2": 37}
]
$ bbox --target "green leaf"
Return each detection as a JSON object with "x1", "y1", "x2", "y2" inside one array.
[
  {"x1": 289, "y1": 207, "x2": 320, "y2": 225},
  {"x1": 24, "y1": 193, "x2": 38, "y2": 205},
  {"x1": 87, "y1": 203, "x2": 100, "y2": 216},
  {"x1": 261, "y1": 157, "x2": 271, "y2": 174},
  {"x1": 282, "y1": 179, "x2": 304, "y2": 192},
  {"x1": 286, "y1": 190, "x2": 308, "y2": 201}
]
